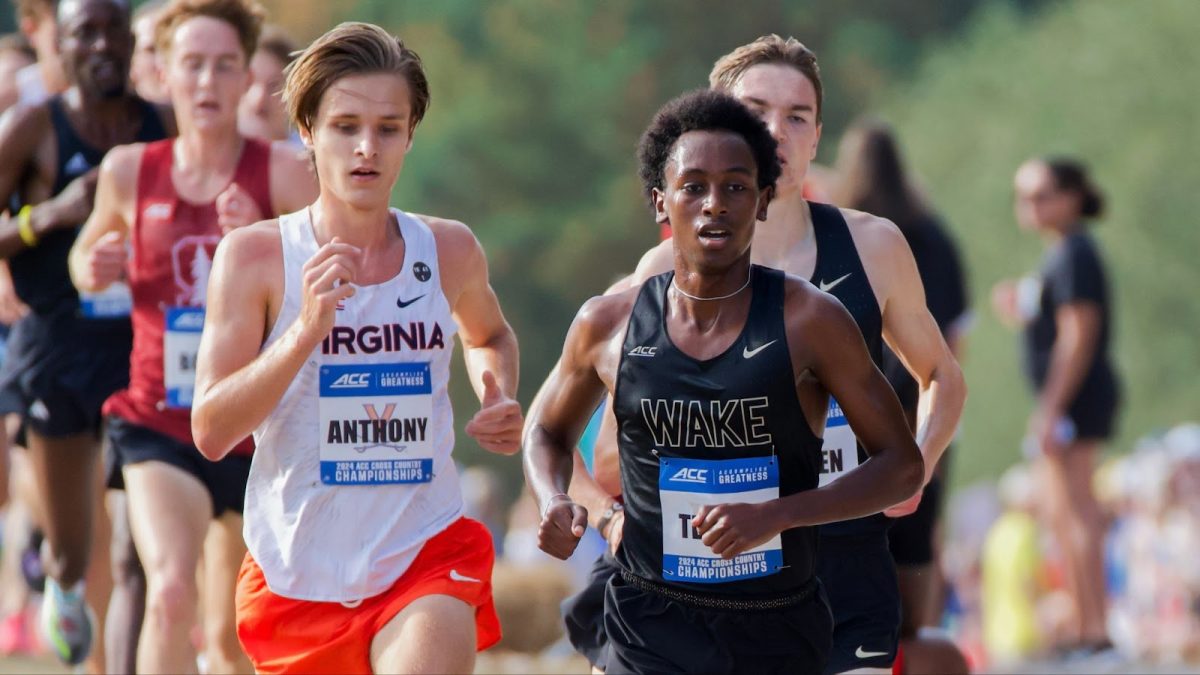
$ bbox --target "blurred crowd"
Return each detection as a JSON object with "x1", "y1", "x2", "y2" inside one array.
[{"x1": 942, "y1": 422, "x2": 1200, "y2": 671}]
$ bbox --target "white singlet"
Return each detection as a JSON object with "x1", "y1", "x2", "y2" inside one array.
[{"x1": 246, "y1": 208, "x2": 463, "y2": 603}]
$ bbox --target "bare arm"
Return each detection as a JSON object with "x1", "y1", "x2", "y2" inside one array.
[
  {"x1": 68, "y1": 145, "x2": 139, "y2": 292},
  {"x1": 191, "y1": 225, "x2": 359, "y2": 459},
  {"x1": 861, "y1": 214, "x2": 966, "y2": 487},
  {"x1": 523, "y1": 296, "x2": 625, "y2": 559},
  {"x1": 0, "y1": 104, "x2": 87, "y2": 258},
  {"x1": 432, "y1": 219, "x2": 522, "y2": 455}
]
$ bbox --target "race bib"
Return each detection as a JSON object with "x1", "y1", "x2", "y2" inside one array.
[
  {"x1": 658, "y1": 455, "x2": 782, "y2": 584},
  {"x1": 318, "y1": 362, "x2": 434, "y2": 486},
  {"x1": 79, "y1": 282, "x2": 132, "y2": 319},
  {"x1": 818, "y1": 398, "x2": 860, "y2": 487}
]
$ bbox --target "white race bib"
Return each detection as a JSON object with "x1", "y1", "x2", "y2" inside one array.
[
  {"x1": 163, "y1": 307, "x2": 204, "y2": 409},
  {"x1": 80, "y1": 282, "x2": 132, "y2": 319},
  {"x1": 318, "y1": 363, "x2": 434, "y2": 486},
  {"x1": 658, "y1": 455, "x2": 782, "y2": 584},
  {"x1": 818, "y1": 398, "x2": 860, "y2": 487}
]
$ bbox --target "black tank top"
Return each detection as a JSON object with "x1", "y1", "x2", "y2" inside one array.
[
  {"x1": 9, "y1": 96, "x2": 168, "y2": 319},
  {"x1": 807, "y1": 202, "x2": 890, "y2": 537},
  {"x1": 613, "y1": 265, "x2": 823, "y2": 596}
]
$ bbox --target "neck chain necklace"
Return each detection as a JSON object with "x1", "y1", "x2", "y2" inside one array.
[{"x1": 671, "y1": 269, "x2": 753, "y2": 301}]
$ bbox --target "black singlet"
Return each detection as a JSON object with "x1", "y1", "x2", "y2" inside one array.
[
  {"x1": 807, "y1": 203, "x2": 890, "y2": 537},
  {"x1": 612, "y1": 265, "x2": 823, "y2": 597},
  {"x1": 8, "y1": 95, "x2": 168, "y2": 319}
]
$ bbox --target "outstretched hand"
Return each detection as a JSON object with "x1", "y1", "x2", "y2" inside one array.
[{"x1": 465, "y1": 370, "x2": 523, "y2": 454}]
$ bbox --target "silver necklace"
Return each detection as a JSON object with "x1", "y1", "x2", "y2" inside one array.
[{"x1": 671, "y1": 269, "x2": 753, "y2": 301}]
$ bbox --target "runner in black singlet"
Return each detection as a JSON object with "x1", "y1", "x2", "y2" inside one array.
[
  {"x1": 525, "y1": 90, "x2": 923, "y2": 674},
  {"x1": 0, "y1": 0, "x2": 171, "y2": 664}
]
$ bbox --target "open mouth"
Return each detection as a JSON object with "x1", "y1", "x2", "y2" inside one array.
[
  {"x1": 698, "y1": 226, "x2": 732, "y2": 242},
  {"x1": 350, "y1": 168, "x2": 380, "y2": 179}
]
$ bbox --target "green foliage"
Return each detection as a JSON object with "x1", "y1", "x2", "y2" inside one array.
[{"x1": 877, "y1": 0, "x2": 1200, "y2": 489}]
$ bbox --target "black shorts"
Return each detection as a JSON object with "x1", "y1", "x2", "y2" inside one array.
[
  {"x1": 106, "y1": 416, "x2": 250, "y2": 517},
  {"x1": 818, "y1": 532, "x2": 901, "y2": 674},
  {"x1": 561, "y1": 550, "x2": 619, "y2": 669},
  {"x1": 888, "y1": 472, "x2": 946, "y2": 567},
  {"x1": 601, "y1": 572, "x2": 832, "y2": 674},
  {"x1": 1066, "y1": 376, "x2": 1120, "y2": 441},
  {"x1": 0, "y1": 312, "x2": 131, "y2": 438}
]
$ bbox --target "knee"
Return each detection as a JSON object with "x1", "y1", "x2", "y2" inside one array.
[
  {"x1": 110, "y1": 541, "x2": 144, "y2": 587},
  {"x1": 144, "y1": 569, "x2": 197, "y2": 631}
]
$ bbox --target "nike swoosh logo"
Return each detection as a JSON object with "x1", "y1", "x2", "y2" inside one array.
[
  {"x1": 396, "y1": 294, "x2": 425, "y2": 309},
  {"x1": 818, "y1": 273, "x2": 851, "y2": 293},
  {"x1": 449, "y1": 569, "x2": 481, "y2": 584},
  {"x1": 855, "y1": 646, "x2": 888, "y2": 659},
  {"x1": 742, "y1": 340, "x2": 777, "y2": 359}
]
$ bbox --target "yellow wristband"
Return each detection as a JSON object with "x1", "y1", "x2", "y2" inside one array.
[{"x1": 17, "y1": 206, "x2": 37, "y2": 248}]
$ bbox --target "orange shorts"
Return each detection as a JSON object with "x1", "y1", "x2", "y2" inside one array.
[{"x1": 235, "y1": 517, "x2": 501, "y2": 674}]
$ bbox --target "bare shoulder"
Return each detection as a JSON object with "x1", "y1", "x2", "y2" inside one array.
[
  {"x1": 632, "y1": 238, "x2": 674, "y2": 283},
  {"x1": 218, "y1": 218, "x2": 283, "y2": 267},
  {"x1": 98, "y1": 142, "x2": 147, "y2": 184},
  {"x1": 572, "y1": 286, "x2": 640, "y2": 348},
  {"x1": 415, "y1": 213, "x2": 479, "y2": 252},
  {"x1": 0, "y1": 100, "x2": 52, "y2": 139},
  {"x1": 839, "y1": 207, "x2": 909, "y2": 261}
]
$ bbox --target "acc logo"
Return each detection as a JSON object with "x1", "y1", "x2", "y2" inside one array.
[
  {"x1": 671, "y1": 467, "x2": 708, "y2": 484},
  {"x1": 330, "y1": 372, "x2": 371, "y2": 389},
  {"x1": 169, "y1": 312, "x2": 205, "y2": 330},
  {"x1": 413, "y1": 262, "x2": 432, "y2": 282},
  {"x1": 627, "y1": 346, "x2": 657, "y2": 357}
]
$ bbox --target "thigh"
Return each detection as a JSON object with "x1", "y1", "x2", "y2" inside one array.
[
  {"x1": 123, "y1": 461, "x2": 212, "y2": 575},
  {"x1": 370, "y1": 594, "x2": 476, "y2": 674}
]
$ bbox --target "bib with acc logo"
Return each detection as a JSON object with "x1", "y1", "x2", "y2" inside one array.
[
  {"x1": 658, "y1": 455, "x2": 782, "y2": 584},
  {"x1": 318, "y1": 362, "x2": 435, "y2": 486},
  {"x1": 163, "y1": 307, "x2": 204, "y2": 408}
]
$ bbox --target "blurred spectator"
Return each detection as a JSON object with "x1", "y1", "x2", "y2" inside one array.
[
  {"x1": 14, "y1": 0, "x2": 66, "y2": 105},
  {"x1": 238, "y1": 25, "x2": 299, "y2": 144},
  {"x1": 129, "y1": 0, "x2": 168, "y2": 104},
  {"x1": 0, "y1": 33, "x2": 36, "y2": 112},
  {"x1": 981, "y1": 463, "x2": 1046, "y2": 664},
  {"x1": 994, "y1": 157, "x2": 1120, "y2": 653}
]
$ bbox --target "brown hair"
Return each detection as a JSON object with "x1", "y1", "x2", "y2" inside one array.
[
  {"x1": 1042, "y1": 157, "x2": 1105, "y2": 220},
  {"x1": 284, "y1": 22, "x2": 430, "y2": 135},
  {"x1": 709, "y1": 34, "x2": 823, "y2": 122},
  {"x1": 155, "y1": 0, "x2": 264, "y2": 62},
  {"x1": 834, "y1": 117, "x2": 930, "y2": 231},
  {"x1": 257, "y1": 24, "x2": 297, "y2": 67}
]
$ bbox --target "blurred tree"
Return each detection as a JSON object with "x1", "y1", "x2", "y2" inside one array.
[{"x1": 876, "y1": 0, "x2": 1200, "y2": 488}]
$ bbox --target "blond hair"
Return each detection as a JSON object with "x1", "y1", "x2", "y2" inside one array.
[
  {"x1": 155, "y1": 0, "x2": 264, "y2": 61},
  {"x1": 284, "y1": 22, "x2": 430, "y2": 135},
  {"x1": 709, "y1": 34, "x2": 823, "y2": 121}
]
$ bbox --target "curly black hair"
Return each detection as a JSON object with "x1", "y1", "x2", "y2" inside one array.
[{"x1": 637, "y1": 89, "x2": 780, "y2": 208}]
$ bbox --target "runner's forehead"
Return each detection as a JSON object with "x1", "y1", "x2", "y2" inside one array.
[
  {"x1": 57, "y1": 0, "x2": 130, "y2": 30},
  {"x1": 730, "y1": 63, "x2": 817, "y2": 112},
  {"x1": 667, "y1": 131, "x2": 756, "y2": 176},
  {"x1": 319, "y1": 75, "x2": 412, "y2": 119}
]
